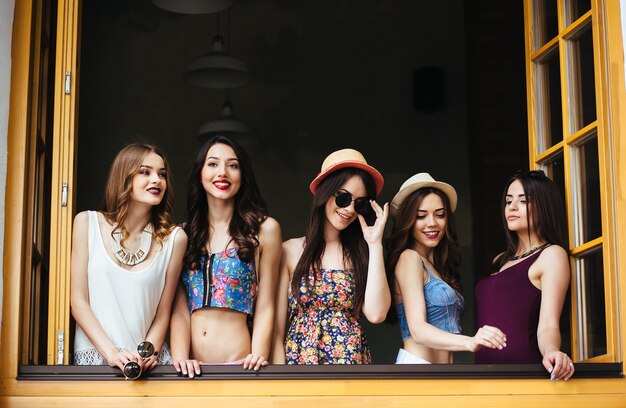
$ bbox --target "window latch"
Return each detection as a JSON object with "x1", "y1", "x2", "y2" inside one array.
[
  {"x1": 64, "y1": 71, "x2": 71, "y2": 94},
  {"x1": 57, "y1": 329, "x2": 64, "y2": 365},
  {"x1": 61, "y1": 182, "x2": 68, "y2": 207}
]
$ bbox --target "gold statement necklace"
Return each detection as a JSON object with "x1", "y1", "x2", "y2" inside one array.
[{"x1": 111, "y1": 223, "x2": 153, "y2": 266}]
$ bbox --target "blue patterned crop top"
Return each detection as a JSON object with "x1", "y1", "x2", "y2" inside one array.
[
  {"x1": 181, "y1": 248, "x2": 257, "y2": 315},
  {"x1": 396, "y1": 261, "x2": 464, "y2": 340}
]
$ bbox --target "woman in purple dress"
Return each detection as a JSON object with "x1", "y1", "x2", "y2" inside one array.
[{"x1": 475, "y1": 170, "x2": 575, "y2": 381}]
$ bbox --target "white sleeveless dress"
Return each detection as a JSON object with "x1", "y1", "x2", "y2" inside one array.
[{"x1": 74, "y1": 211, "x2": 180, "y2": 365}]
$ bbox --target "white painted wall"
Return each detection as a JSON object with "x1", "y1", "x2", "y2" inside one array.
[{"x1": 0, "y1": 1, "x2": 16, "y2": 336}]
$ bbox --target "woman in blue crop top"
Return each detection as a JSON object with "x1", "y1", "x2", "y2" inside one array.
[
  {"x1": 272, "y1": 149, "x2": 391, "y2": 364},
  {"x1": 170, "y1": 136, "x2": 282, "y2": 377},
  {"x1": 386, "y1": 173, "x2": 506, "y2": 364}
]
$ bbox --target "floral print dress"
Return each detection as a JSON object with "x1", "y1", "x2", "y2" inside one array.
[{"x1": 285, "y1": 269, "x2": 370, "y2": 364}]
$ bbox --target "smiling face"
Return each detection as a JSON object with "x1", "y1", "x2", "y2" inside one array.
[
  {"x1": 411, "y1": 192, "x2": 447, "y2": 255},
  {"x1": 505, "y1": 179, "x2": 533, "y2": 233},
  {"x1": 324, "y1": 174, "x2": 368, "y2": 232},
  {"x1": 201, "y1": 142, "x2": 242, "y2": 201},
  {"x1": 129, "y1": 151, "x2": 167, "y2": 207}
]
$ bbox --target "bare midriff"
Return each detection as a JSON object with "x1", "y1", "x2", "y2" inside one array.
[
  {"x1": 402, "y1": 338, "x2": 453, "y2": 364},
  {"x1": 190, "y1": 308, "x2": 251, "y2": 363}
]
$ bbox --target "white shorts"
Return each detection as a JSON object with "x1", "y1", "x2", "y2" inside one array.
[{"x1": 395, "y1": 348, "x2": 431, "y2": 364}]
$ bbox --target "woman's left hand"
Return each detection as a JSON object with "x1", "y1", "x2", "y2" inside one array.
[
  {"x1": 140, "y1": 354, "x2": 158, "y2": 372},
  {"x1": 358, "y1": 201, "x2": 389, "y2": 245},
  {"x1": 543, "y1": 350, "x2": 575, "y2": 381},
  {"x1": 242, "y1": 353, "x2": 269, "y2": 371}
]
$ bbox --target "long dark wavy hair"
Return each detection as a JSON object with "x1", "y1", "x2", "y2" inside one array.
[
  {"x1": 386, "y1": 187, "x2": 462, "y2": 296},
  {"x1": 183, "y1": 136, "x2": 268, "y2": 268},
  {"x1": 290, "y1": 168, "x2": 376, "y2": 316},
  {"x1": 491, "y1": 170, "x2": 568, "y2": 272},
  {"x1": 102, "y1": 143, "x2": 175, "y2": 245}
]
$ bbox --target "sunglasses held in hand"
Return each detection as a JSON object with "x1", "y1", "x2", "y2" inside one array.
[
  {"x1": 334, "y1": 191, "x2": 373, "y2": 216},
  {"x1": 122, "y1": 341, "x2": 157, "y2": 380}
]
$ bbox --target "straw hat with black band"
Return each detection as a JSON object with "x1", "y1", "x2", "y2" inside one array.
[
  {"x1": 309, "y1": 148, "x2": 384, "y2": 195},
  {"x1": 390, "y1": 173, "x2": 457, "y2": 217}
]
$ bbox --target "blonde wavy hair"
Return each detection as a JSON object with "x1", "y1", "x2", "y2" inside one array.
[{"x1": 102, "y1": 143, "x2": 175, "y2": 246}]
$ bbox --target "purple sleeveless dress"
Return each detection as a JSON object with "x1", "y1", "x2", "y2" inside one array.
[{"x1": 474, "y1": 250, "x2": 544, "y2": 363}]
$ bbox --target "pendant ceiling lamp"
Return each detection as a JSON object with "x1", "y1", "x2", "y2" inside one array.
[
  {"x1": 198, "y1": 100, "x2": 255, "y2": 145},
  {"x1": 184, "y1": 35, "x2": 250, "y2": 89},
  {"x1": 152, "y1": 0, "x2": 234, "y2": 14}
]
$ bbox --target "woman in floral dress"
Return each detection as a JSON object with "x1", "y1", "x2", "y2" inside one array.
[{"x1": 272, "y1": 149, "x2": 390, "y2": 364}]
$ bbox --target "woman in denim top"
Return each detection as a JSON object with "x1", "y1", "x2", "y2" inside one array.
[{"x1": 386, "y1": 173, "x2": 506, "y2": 364}]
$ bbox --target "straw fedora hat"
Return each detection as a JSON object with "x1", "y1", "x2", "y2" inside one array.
[
  {"x1": 309, "y1": 148, "x2": 384, "y2": 195},
  {"x1": 390, "y1": 172, "x2": 457, "y2": 216}
]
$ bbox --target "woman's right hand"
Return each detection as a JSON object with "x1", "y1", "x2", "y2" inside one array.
[
  {"x1": 466, "y1": 325, "x2": 507, "y2": 352},
  {"x1": 105, "y1": 348, "x2": 140, "y2": 371},
  {"x1": 173, "y1": 358, "x2": 202, "y2": 378}
]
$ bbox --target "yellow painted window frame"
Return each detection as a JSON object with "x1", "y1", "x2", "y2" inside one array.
[
  {"x1": 20, "y1": 0, "x2": 48, "y2": 366},
  {"x1": 46, "y1": 0, "x2": 79, "y2": 366},
  {"x1": 0, "y1": 0, "x2": 79, "y2": 371},
  {"x1": 523, "y1": 0, "x2": 620, "y2": 363}
]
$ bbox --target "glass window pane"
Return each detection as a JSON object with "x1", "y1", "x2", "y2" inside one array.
[
  {"x1": 568, "y1": 23, "x2": 596, "y2": 133},
  {"x1": 543, "y1": 153, "x2": 566, "y2": 203},
  {"x1": 576, "y1": 248, "x2": 606, "y2": 359},
  {"x1": 533, "y1": 0, "x2": 559, "y2": 51},
  {"x1": 564, "y1": 0, "x2": 591, "y2": 26},
  {"x1": 573, "y1": 135, "x2": 601, "y2": 244},
  {"x1": 535, "y1": 49, "x2": 563, "y2": 152},
  {"x1": 542, "y1": 154, "x2": 568, "y2": 240}
]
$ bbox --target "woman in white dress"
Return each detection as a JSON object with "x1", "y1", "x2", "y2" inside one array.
[{"x1": 71, "y1": 143, "x2": 187, "y2": 376}]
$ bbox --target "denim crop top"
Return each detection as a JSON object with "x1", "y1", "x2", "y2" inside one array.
[
  {"x1": 396, "y1": 261, "x2": 464, "y2": 340},
  {"x1": 181, "y1": 248, "x2": 257, "y2": 315}
]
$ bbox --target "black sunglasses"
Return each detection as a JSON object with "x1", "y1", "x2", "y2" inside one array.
[
  {"x1": 334, "y1": 191, "x2": 372, "y2": 215},
  {"x1": 122, "y1": 341, "x2": 157, "y2": 380}
]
